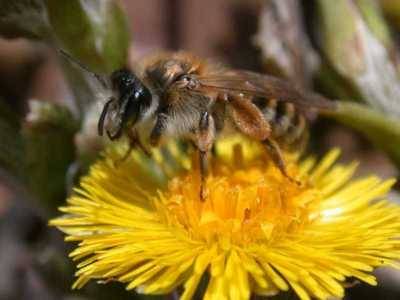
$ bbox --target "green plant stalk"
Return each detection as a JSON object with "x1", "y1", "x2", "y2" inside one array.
[
  {"x1": 316, "y1": 0, "x2": 400, "y2": 118},
  {"x1": 0, "y1": 101, "x2": 24, "y2": 178},
  {"x1": 325, "y1": 102, "x2": 400, "y2": 171},
  {"x1": 22, "y1": 101, "x2": 79, "y2": 213}
]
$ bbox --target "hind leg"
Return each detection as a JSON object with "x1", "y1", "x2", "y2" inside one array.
[{"x1": 263, "y1": 138, "x2": 299, "y2": 184}]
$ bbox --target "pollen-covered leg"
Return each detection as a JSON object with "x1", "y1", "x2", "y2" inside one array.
[
  {"x1": 227, "y1": 95, "x2": 271, "y2": 141},
  {"x1": 196, "y1": 111, "x2": 216, "y2": 201},
  {"x1": 263, "y1": 138, "x2": 300, "y2": 184}
]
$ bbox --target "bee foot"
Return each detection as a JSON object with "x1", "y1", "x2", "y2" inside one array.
[
  {"x1": 199, "y1": 187, "x2": 207, "y2": 202},
  {"x1": 286, "y1": 174, "x2": 302, "y2": 186}
]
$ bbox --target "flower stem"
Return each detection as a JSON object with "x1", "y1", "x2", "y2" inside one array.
[{"x1": 324, "y1": 101, "x2": 400, "y2": 171}]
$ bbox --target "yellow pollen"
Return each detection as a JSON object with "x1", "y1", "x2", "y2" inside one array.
[{"x1": 156, "y1": 156, "x2": 322, "y2": 246}]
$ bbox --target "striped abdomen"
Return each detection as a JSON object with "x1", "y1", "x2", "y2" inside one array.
[{"x1": 253, "y1": 97, "x2": 308, "y2": 151}]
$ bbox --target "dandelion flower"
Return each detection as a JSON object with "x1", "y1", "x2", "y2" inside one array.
[{"x1": 50, "y1": 139, "x2": 400, "y2": 300}]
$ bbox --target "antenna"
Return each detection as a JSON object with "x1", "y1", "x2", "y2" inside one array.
[{"x1": 58, "y1": 49, "x2": 108, "y2": 88}]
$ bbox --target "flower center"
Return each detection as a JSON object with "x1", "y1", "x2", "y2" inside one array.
[{"x1": 155, "y1": 156, "x2": 322, "y2": 246}]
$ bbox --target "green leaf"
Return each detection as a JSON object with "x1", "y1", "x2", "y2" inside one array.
[
  {"x1": 0, "y1": 0, "x2": 131, "y2": 115},
  {"x1": 44, "y1": 0, "x2": 130, "y2": 73},
  {"x1": 44, "y1": 0, "x2": 130, "y2": 115}
]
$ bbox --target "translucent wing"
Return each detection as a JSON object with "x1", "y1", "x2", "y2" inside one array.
[{"x1": 196, "y1": 70, "x2": 335, "y2": 112}]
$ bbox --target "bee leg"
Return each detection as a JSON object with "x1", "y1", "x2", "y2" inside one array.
[
  {"x1": 263, "y1": 138, "x2": 300, "y2": 184},
  {"x1": 114, "y1": 138, "x2": 135, "y2": 168},
  {"x1": 197, "y1": 112, "x2": 216, "y2": 201},
  {"x1": 150, "y1": 113, "x2": 168, "y2": 146},
  {"x1": 199, "y1": 150, "x2": 208, "y2": 201},
  {"x1": 128, "y1": 129, "x2": 152, "y2": 157},
  {"x1": 115, "y1": 130, "x2": 150, "y2": 167},
  {"x1": 106, "y1": 128, "x2": 122, "y2": 141}
]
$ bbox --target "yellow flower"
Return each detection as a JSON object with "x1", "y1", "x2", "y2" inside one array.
[{"x1": 50, "y1": 139, "x2": 400, "y2": 300}]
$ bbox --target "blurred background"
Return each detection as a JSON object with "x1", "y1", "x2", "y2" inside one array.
[{"x1": 0, "y1": 0, "x2": 400, "y2": 299}]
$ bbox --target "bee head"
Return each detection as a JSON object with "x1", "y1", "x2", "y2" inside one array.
[{"x1": 98, "y1": 69, "x2": 152, "y2": 140}]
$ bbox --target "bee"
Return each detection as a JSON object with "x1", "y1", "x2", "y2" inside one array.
[{"x1": 60, "y1": 51, "x2": 335, "y2": 199}]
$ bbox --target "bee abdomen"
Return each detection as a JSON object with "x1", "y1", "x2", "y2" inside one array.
[
  {"x1": 254, "y1": 98, "x2": 308, "y2": 149},
  {"x1": 282, "y1": 113, "x2": 308, "y2": 150}
]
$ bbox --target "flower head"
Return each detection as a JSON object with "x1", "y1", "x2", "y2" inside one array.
[{"x1": 50, "y1": 138, "x2": 400, "y2": 300}]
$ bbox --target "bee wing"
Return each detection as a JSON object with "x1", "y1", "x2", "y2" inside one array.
[{"x1": 196, "y1": 70, "x2": 336, "y2": 112}]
